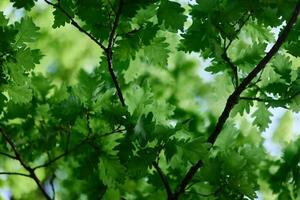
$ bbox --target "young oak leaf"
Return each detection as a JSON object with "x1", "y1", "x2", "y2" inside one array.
[
  {"x1": 52, "y1": 0, "x2": 74, "y2": 28},
  {"x1": 99, "y1": 155, "x2": 126, "y2": 187},
  {"x1": 10, "y1": 0, "x2": 35, "y2": 10},
  {"x1": 16, "y1": 48, "x2": 43, "y2": 71},
  {"x1": 15, "y1": 17, "x2": 40, "y2": 46},
  {"x1": 251, "y1": 103, "x2": 273, "y2": 132},
  {"x1": 157, "y1": 0, "x2": 187, "y2": 31},
  {"x1": 0, "y1": 12, "x2": 8, "y2": 26},
  {"x1": 176, "y1": 137, "x2": 211, "y2": 163},
  {"x1": 6, "y1": 85, "x2": 32, "y2": 104},
  {"x1": 271, "y1": 54, "x2": 292, "y2": 83},
  {"x1": 143, "y1": 37, "x2": 170, "y2": 67}
]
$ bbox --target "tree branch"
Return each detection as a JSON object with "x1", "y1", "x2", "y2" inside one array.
[
  {"x1": 0, "y1": 172, "x2": 31, "y2": 177},
  {"x1": 152, "y1": 161, "x2": 173, "y2": 199},
  {"x1": 108, "y1": 0, "x2": 124, "y2": 50},
  {"x1": 174, "y1": 1, "x2": 300, "y2": 199},
  {"x1": 106, "y1": 0, "x2": 126, "y2": 106},
  {"x1": 209, "y1": 0, "x2": 300, "y2": 145},
  {"x1": 0, "y1": 129, "x2": 51, "y2": 200}
]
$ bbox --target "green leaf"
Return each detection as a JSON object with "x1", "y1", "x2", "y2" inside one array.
[
  {"x1": 0, "y1": 93, "x2": 7, "y2": 108},
  {"x1": 99, "y1": 155, "x2": 126, "y2": 187},
  {"x1": 251, "y1": 103, "x2": 273, "y2": 131},
  {"x1": 73, "y1": 69, "x2": 101, "y2": 105},
  {"x1": 6, "y1": 85, "x2": 32, "y2": 104},
  {"x1": 0, "y1": 12, "x2": 9, "y2": 26},
  {"x1": 271, "y1": 54, "x2": 292, "y2": 83},
  {"x1": 177, "y1": 137, "x2": 211, "y2": 163},
  {"x1": 52, "y1": 0, "x2": 74, "y2": 28},
  {"x1": 215, "y1": 123, "x2": 239, "y2": 149},
  {"x1": 143, "y1": 37, "x2": 170, "y2": 66},
  {"x1": 114, "y1": 34, "x2": 141, "y2": 62},
  {"x1": 51, "y1": 91, "x2": 83, "y2": 123},
  {"x1": 53, "y1": 9, "x2": 70, "y2": 28},
  {"x1": 15, "y1": 17, "x2": 40, "y2": 46},
  {"x1": 272, "y1": 111, "x2": 293, "y2": 145},
  {"x1": 157, "y1": 0, "x2": 187, "y2": 31},
  {"x1": 10, "y1": 0, "x2": 35, "y2": 10},
  {"x1": 134, "y1": 113, "x2": 155, "y2": 146},
  {"x1": 16, "y1": 48, "x2": 43, "y2": 71},
  {"x1": 205, "y1": 63, "x2": 227, "y2": 74},
  {"x1": 231, "y1": 99, "x2": 254, "y2": 117}
]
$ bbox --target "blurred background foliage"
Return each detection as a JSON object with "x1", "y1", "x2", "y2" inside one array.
[{"x1": 1, "y1": 0, "x2": 300, "y2": 199}]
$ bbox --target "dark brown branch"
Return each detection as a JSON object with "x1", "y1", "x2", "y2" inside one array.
[
  {"x1": 152, "y1": 161, "x2": 173, "y2": 199},
  {"x1": 209, "y1": 0, "x2": 300, "y2": 145},
  {"x1": 0, "y1": 129, "x2": 51, "y2": 200},
  {"x1": 106, "y1": 0, "x2": 126, "y2": 106},
  {"x1": 174, "y1": 1, "x2": 300, "y2": 199},
  {"x1": 0, "y1": 172, "x2": 31, "y2": 177},
  {"x1": 105, "y1": 51, "x2": 126, "y2": 106},
  {"x1": 108, "y1": 0, "x2": 124, "y2": 50},
  {"x1": 173, "y1": 160, "x2": 203, "y2": 199}
]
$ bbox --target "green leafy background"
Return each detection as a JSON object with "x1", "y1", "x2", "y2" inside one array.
[{"x1": 1, "y1": 0, "x2": 300, "y2": 199}]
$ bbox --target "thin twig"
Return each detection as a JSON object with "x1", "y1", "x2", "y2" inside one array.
[
  {"x1": 152, "y1": 161, "x2": 173, "y2": 199},
  {"x1": 240, "y1": 90, "x2": 300, "y2": 106},
  {"x1": 0, "y1": 172, "x2": 31, "y2": 177},
  {"x1": 0, "y1": 151, "x2": 17, "y2": 160},
  {"x1": 106, "y1": 0, "x2": 126, "y2": 106},
  {"x1": 107, "y1": 0, "x2": 124, "y2": 50}
]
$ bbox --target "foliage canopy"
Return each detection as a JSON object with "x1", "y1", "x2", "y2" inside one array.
[{"x1": 1, "y1": 0, "x2": 300, "y2": 199}]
